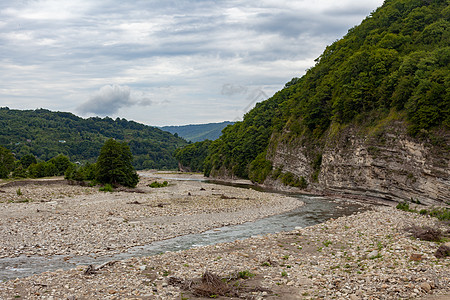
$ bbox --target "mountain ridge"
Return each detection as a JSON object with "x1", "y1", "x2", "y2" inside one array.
[
  {"x1": 161, "y1": 121, "x2": 234, "y2": 142},
  {"x1": 0, "y1": 107, "x2": 187, "y2": 170}
]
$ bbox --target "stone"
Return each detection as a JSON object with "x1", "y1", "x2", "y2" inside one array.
[
  {"x1": 368, "y1": 250, "x2": 379, "y2": 259},
  {"x1": 410, "y1": 253, "x2": 423, "y2": 261},
  {"x1": 419, "y1": 282, "x2": 432, "y2": 293}
]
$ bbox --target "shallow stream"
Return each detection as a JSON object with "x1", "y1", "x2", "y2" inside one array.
[{"x1": 0, "y1": 181, "x2": 368, "y2": 281}]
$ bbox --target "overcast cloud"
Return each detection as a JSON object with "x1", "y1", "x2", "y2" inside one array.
[{"x1": 0, "y1": 0, "x2": 384, "y2": 126}]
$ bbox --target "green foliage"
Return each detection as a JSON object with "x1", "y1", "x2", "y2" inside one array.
[
  {"x1": 248, "y1": 152, "x2": 273, "y2": 183},
  {"x1": 49, "y1": 154, "x2": 72, "y2": 176},
  {"x1": 96, "y1": 139, "x2": 139, "y2": 188},
  {"x1": 418, "y1": 207, "x2": 450, "y2": 221},
  {"x1": 311, "y1": 153, "x2": 323, "y2": 182},
  {"x1": 396, "y1": 200, "x2": 450, "y2": 221},
  {"x1": 281, "y1": 172, "x2": 308, "y2": 189},
  {"x1": 203, "y1": 0, "x2": 449, "y2": 182},
  {"x1": 396, "y1": 201, "x2": 413, "y2": 212},
  {"x1": 64, "y1": 162, "x2": 97, "y2": 182},
  {"x1": 0, "y1": 108, "x2": 187, "y2": 170},
  {"x1": 28, "y1": 161, "x2": 59, "y2": 178},
  {"x1": 0, "y1": 146, "x2": 15, "y2": 178},
  {"x1": 204, "y1": 87, "x2": 291, "y2": 179},
  {"x1": 19, "y1": 154, "x2": 37, "y2": 169},
  {"x1": 174, "y1": 140, "x2": 212, "y2": 172},
  {"x1": 237, "y1": 270, "x2": 254, "y2": 279},
  {"x1": 12, "y1": 166, "x2": 28, "y2": 178},
  {"x1": 99, "y1": 184, "x2": 114, "y2": 192},
  {"x1": 148, "y1": 181, "x2": 168, "y2": 188}
]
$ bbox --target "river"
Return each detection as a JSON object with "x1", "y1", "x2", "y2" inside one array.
[{"x1": 0, "y1": 180, "x2": 369, "y2": 281}]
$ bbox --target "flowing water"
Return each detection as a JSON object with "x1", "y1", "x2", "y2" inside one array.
[{"x1": 0, "y1": 182, "x2": 369, "y2": 281}]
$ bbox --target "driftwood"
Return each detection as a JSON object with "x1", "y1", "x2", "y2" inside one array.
[
  {"x1": 83, "y1": 261, "x2": 117, "y2": 275},
  {"x1": 168, "y1": 270, "x2": 273, "y2": 298}
]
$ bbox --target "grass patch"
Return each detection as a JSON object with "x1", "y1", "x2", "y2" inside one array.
[
  {"x1": 237, "y1": 270, "x2": 254, "y2": 279},
  {"x1": 148, "y1": 181, "x2": 168, "y2": 188}
]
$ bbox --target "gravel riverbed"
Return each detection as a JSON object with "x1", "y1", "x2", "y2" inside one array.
[
  {"x1": 0, "y1": 173, "x2": 301, "y2": 259},
  {"x1": 0, "y1": 174, "x2": 449, "y2": 299}
]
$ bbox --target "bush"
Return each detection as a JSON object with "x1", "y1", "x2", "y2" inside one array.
[
  {"x1": 99, "y1": 184, "x2": 114, "y2": 192},
  {"x1": 148, "y1": 181, "x2": 168, "y2": 188},
  {"x1": 281, "y1": 172, "x2": 308, "y2": 189},
  {"x1": 396, "y1": 201, "x2": 413, "y2": 212},
  {"x1": 428, "y1": 207, "x2": 450, "y2": 221}
]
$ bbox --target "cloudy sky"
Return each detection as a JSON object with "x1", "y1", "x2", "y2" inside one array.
[{"x1": 0, "y1": 0, "x2": 384, "y2": 126}]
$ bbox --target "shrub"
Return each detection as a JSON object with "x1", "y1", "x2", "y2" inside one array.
[
  {"x1": 396, "y1": 201, "x2": 413, "y2": 212},
  {"x1": 99, "y1": 184, "x2": 114, "y2": 192},
  {"x1": 148, "y1": 181, "x2": 168, "y2": 188},
  {"x1": 281, "y1": 172, "x2": 308, "y2": 189},
  {"x1": 237, "y1": 270, "x2": 254, "y2": 279}
]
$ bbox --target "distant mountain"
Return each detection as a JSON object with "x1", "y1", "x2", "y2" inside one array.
[
  {"x1": 0, "y1": 108, "x2": 187, "y2": 170},
  {"x1": 161, "y1": 121, "x2": 234, "y2": 142}
]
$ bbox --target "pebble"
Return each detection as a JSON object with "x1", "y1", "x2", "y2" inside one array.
[{"x1": 0, "y1": 174, "x2": 301, "y2": 259}]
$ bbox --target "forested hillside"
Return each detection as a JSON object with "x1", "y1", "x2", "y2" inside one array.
[
  {"x1": 0, "y1": 108, "x2": 187, "y2": 170},
  {"x1": 190, "y1": 0, "x2": 449, "y2": 203},
  {"x1": 161, "y1": 121, "x2": 234, "y2": 142}
]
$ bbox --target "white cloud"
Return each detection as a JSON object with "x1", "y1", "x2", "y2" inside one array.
[
  {"x1": 0, "y1": 0, "x2": 385, "y2": 125},
  {"x1": 77, "y1": 84, "x2": 133, "y2": 115}
]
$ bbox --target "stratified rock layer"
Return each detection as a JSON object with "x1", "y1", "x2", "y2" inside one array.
[{"x1": 269, "y1": 121, "x2": 449, "y2": 204}]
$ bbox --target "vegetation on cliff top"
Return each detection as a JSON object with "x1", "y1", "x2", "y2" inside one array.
[
  {"x1": 199, "y1": 0, "x2": 449, "y2": 182},
  {"x1": 0, "y1": 108, "x2": 187, "y2": 170}
]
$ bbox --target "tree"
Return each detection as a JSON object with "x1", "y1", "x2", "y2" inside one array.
[
  {"x1": 20, "y1": 154, "x2": 37, "y2": 169},
  {"x1": 0, "y1": 146, "x2": 15, "y2": 178},
  {"x1": 96, "y1": 139, "x2": 139, "y2": 187},
  {"x1": 49, "y1": 154, "x2": 72, "y2": 175}
]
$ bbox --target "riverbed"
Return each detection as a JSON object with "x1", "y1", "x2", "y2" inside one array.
[{"x1": 1, "y1": 173, "x2": 449, "y2": 299}]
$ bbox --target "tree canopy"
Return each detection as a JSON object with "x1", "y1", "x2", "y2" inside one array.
[
  {"x1": 96, "y1": 139, "x2": 139, "y2": 188},
  {"x1": 0, "y1": 146, "x2": 15, "y2": 179}
]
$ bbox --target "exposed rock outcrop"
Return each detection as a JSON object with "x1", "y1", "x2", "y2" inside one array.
[{"x1": 268, "y1": 120, "x2": 449, "y2": 205}]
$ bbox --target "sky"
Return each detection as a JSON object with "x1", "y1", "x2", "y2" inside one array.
[{"x1": 0, "y1": 0, "x2": 385, "y2": 126}]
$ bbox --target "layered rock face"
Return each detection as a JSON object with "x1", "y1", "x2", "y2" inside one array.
[{"x1": 270, "y1": 121, "x2": 449, "y2": 205}]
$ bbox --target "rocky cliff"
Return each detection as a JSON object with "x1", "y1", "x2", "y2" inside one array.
[{"x1": 268, "y1": 119, "x2": 449, "y2": 205}]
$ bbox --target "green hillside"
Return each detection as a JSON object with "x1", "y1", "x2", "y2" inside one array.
[
  {"x1": 161, "y1": 121, "x2": 234, "y2": 142},
  {"x1": 202, "y1": 0, "x2": 449, "y2": 181},
  {"x1": 0, "y1": 108, "x2": 187, "y2": 170}
]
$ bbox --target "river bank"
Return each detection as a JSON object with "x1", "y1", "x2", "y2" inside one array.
[
  {"x1": 0, "y1": 173, "x2": 449, "y2": 299},
  {"x1": 1, "y1": 206, "x2": 449, "y2": 299},
  {"x1": 0, "y1": 172, "x2": 301, "y2": 259}
]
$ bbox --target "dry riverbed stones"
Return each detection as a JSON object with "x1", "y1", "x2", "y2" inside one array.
[{"x1": 0, "y1": 175, "x2": 449, "y2": 299}]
